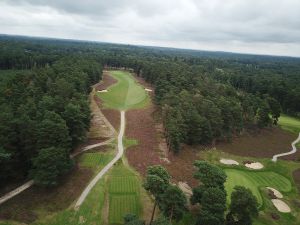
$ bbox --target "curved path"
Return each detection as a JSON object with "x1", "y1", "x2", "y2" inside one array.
[
  {"x1": 0, "y1": 138, "x2": 115, "y2": 206},
  {"x1": 74, "y1": 110, "x2": 125, "y2": 210},
  {"x1": 272, "y1": 132, "x2": 300, "y2": 162}
]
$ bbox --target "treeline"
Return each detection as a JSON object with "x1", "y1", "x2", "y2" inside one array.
[
  {"x1": 0, "y1": 36, "x2": 300, "y2": 162},
  {"x1": 125, "y1": 163, "x2": 258, "y2": 225},
  {"x1": 0, "y1": 55, "x2": 102, "y2": 186}
]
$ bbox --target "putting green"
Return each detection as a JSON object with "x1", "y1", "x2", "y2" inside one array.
[
  {"x1": 225, "y1": 169, "x2": 292, "y2": 206},
  {"x1": 97, "y1": 70, "x2": 149, "y2": 110},
  {"x1": 279, "y1": 114, "x2": 300, "y2": 134}
]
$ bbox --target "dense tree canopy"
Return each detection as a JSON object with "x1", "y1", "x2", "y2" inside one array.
[{"x1": 1, "y1": 34, "x2": 299, "y2": 186}]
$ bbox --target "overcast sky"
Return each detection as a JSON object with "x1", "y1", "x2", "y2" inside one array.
[{"x1": 1, "y1": 0, "x2": 300, "y2": 57}]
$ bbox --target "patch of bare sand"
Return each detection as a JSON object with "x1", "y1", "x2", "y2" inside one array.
[
  {"x1": 271, "y1": 199, "x2": 291, "y2": 213},
  {"x1": 97, "y1": 89, "x2": 108, "y2": 93},
  {"x1": 178, "y1": 182, "x2": 193, "y2": 197},
  {"x1": 245, "y1": 162, "x2": 264, "y2": 170},
  {"x1": 267, "y1": 187, "x2": 283, "y2": 199},
  {"x1": 220, "y1": 158, "x2": 239, "y2": 165}
]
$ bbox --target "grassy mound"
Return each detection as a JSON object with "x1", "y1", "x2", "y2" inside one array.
[{"x1": 98, "y1": 71, "x2": 149, "y2": 110}]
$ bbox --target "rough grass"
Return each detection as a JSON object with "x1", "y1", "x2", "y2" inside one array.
[
  {"x1": 97, "y1": 71, "x2": 149, "y2": 110},
  {"x1": 79, "y1": 152, "x2": 113, "y2": 169},
  {"x1": 32, "y1": 179, "x2": 106, "y2": 225},
  {"x1": 279, "y1": 114, "x2": 300, "y2": 134}
]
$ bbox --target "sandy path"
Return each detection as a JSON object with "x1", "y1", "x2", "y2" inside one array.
[
  {"x1": 74, "y1": 111, "x2": 125, "y2": 210},
  {"x1": 272, "y1": 132, "x2": 300, "y2": 162}
]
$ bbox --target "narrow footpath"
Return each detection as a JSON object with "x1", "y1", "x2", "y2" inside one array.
[
  {"x1": 272, "y1": 132, "x2": 300, "y2": 162},
  {"x1": 74, "y1": 110, "x2": 125, "y2": 210}
]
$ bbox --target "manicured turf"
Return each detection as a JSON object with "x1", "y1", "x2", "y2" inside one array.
[
  {"x1": 225, "y1": 169, "x2": 292, "y2": 206},
  {"x1": 108, "y1": 164, "x2": 141, "y2": 224},
  {"x1": 97, "y1": 70, "x2": 149, "y2": 110},
  {"x1": 109, "y1": 195, "x2": 138, "y2": 224},
  {"x1": 279, "y1": 114, "x2": 300, "y2": 134}
]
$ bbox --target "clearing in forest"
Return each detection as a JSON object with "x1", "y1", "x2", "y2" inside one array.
[{"x1": 97, "y1": 70, "x2": 150, "y2": 110}]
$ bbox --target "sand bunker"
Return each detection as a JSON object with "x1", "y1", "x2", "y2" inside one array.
[
  {"x1": 220, "y1": 158, "x2": 239, "y2": 165},
  {"x1": 145, "y1": 88, "x2": 153, "y2": 92},
  {"x1": 267, "y1": 187, "x2": 283, "y2": 198},
  {"x1": 271, "y1": 199, "x2": 291, "y2": 213},
  {"x1": 97, "y1": 89, "x2": 108, "y2": 93},
  {"x1": 244, "y1": 162, "x2": 264, "y2": 170},
  {"x1": 178, "y1": 182, "x2": 193, "y2": 197}
]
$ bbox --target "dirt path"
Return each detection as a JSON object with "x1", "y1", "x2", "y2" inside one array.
[
  {"x1": 272, "y1": 132, "x2": 300, "y2": 162},
  {"x1": 74, "y1": 111, "x2": 125, "y2": 210}
]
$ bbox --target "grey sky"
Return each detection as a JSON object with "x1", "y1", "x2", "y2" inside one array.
[{"x1": 1, "y1": 0, "x2": 300, "y2": 56}]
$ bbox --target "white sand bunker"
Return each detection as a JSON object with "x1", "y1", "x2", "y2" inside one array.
[
  {"x1": 97, "y1": 89, "x2": 108, "y2": 93},
  {"x1": 178, "y1": 182, "x2": 193, "y2": 197},
  {"x1": 220, "y1": 158, "x2": 239, "y2": 165},
  {"x1": 267, "y1": 187, "x2": 283, "y2": 198},
  {"x1": 244, "y1": 162, "x2": 264, "y2": 170},
  {"x1": 271, "y1": 199, "x2": 291, "y2": 213},
  {"x1": 145, "y1": 88, "x2": 153, "y2": 92}
]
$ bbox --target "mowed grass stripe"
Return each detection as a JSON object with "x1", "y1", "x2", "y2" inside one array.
[
  {"x1": 225, "y1": 169, "x2": 292, "y2": 206},
  {"x1": 109, "y1": 176, "x2": 138, "y2": 194},
  {"x1": 225, "y1": 169, "x2": 263, "y2": 205},
  {"x1": 109, "y1": 195, "x2": 138, "y2": 224}
]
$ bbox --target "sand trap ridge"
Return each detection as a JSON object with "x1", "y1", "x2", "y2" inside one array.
[
  {"x1": 97, "y1": 89, "x2": 108, "y2": 93},
  {"x1": 220, "y1": 158, "x2": 239, "y2": 165},
  {"x1": 244, "y1": 162, "x2": 264, "y2": 170},
  {"x1": 267, "y1": 187, "x2": 283, "y2": 199},
  {"x1": 271, "y1": 199, "x2": 291, "y2": 213}
]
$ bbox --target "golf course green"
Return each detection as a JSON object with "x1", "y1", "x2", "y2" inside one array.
[
  {"x1": 98, "y1": 70, "x2": 149, "y2": 110},
  {"x1": 225, "y1": 168, "x2": 292, "y2": 206}
]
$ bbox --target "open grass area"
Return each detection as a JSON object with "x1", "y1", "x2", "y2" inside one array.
[
  {"x1": 97, "y1": 70, "x2": 149, "y2": 110},
  {"x1": 225, "y1": 169, "x2": 292, "y2": 206},
  {"x1": 107, "y1": 163, "x2": 141, "y2": 225},
  {"x1": 79, "y1": 152, "x2": 114, "y2": 169},
  {"x1": 199, "y1": 149, "x2": 300, "y2": 225},
  {"x1": 279, "y1": 114, "x2": 300, "y2": 134}
]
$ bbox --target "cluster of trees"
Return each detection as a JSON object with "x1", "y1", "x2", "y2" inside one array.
[
  {"x1": 127, "y1": 163, "x2": 258, "y2": 225},
  {"x1": 0, "y1": 54, "x2": 102, "y2": 186},
  {"x1": 124, "y1": 165, "x2": 187, "y2": 225},
  {"x1": 128, "y1": 61, "x2": 281, "y2": 152},
  {"x1": 1, "y1": 35, "x2": 300, "y2": 185},
  {"x1": 191, "y1": 161, "x2": 258, "y2": 225}
]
